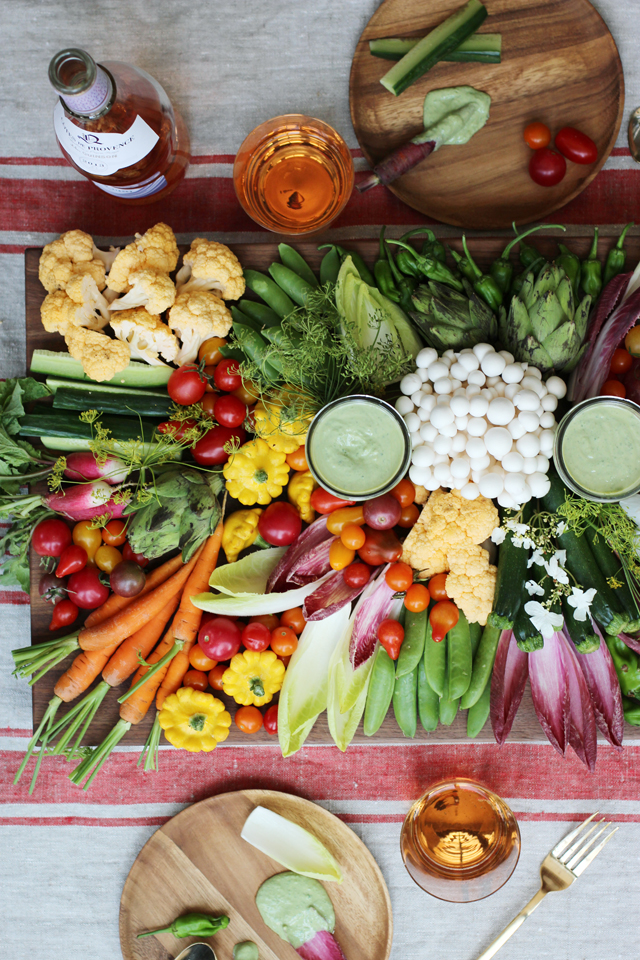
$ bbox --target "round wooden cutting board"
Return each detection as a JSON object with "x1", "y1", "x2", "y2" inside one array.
[
  {"x1": 119, "y1": 790, "x2": 393, "y2": 960},
  {"x1": 350, "y1": 0, "x2": 624, "y2": 228}
]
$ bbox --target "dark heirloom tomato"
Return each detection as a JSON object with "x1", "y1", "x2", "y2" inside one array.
[
  {"x1": 110, "y1": 560, "x2": 146, "y2": 597},
  {"x1": 529, "y1": 148, "x2": 566, "y2": 187}
]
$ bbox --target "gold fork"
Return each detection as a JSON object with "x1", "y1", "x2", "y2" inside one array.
[{"x1": 476, "y1": 813, "x2": 618, "y2": 960}]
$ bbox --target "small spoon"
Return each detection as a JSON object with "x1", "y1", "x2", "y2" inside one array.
[
  {"x1": 628, "y1": 106, "x2": 640, "y2": 163},
  {"x1": 174, "y1": 944, "x2": 217, "y2": 960}
]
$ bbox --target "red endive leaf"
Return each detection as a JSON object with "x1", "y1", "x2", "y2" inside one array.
[
  {"x1": 560, "y1": 631, "x2": 598, "y2": 771},
  {"x1": 349, "y1": 566, "x2": 396, "y2": 669},
  {"x1": 571, "y1": 272, "x2": 631, "y2": 401},
  {"x1": 288, "y1": 537, "x2": 334, "y2": 586},
  {"x1": 266, "y1": 516, "x2": 331, "y2": 593},
  {"x1": 577, "y1": 623, "x2": 624, "y2": 748},
  {"x1": 619, "y1": 631, "x2": 640, "y2": 656},
  {"x1": 303, "y1": 567, "x2": 376, "y2": 621},
  {"x1": 297, "y1": 931, "x2": 347, "y2": 960},
  {"x1": 490, "y1": 630, "x2": 529, "y2": 745},
  {"x1": 528, "y1": 632, "x2": 570, "y2": 756}
]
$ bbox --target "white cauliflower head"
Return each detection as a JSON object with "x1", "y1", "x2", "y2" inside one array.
[
  {"x1": 168, "y1": 290, "x2": 233, "y2": 364},
  {"x1": 64, "y1": 327, "x2": 131, "y2": 382},
  {"x1": 109, "y1": 270, "x2": 176, "y2": 315},
  {"x1": 176, "y1": 238, "x2": 245, "y2": 301},
  {"x1": 107, "y1": 222, "x2": 179, "y2": 293},
  {"x1": 110, "y1": 307, "x2": 179, "y2": 366},
  {"x1": 39, "y1": 229, "x2": 107, "y2": 293},
  {"x1": 41, "y1": 275, "x2": 111, "y2": 335}
]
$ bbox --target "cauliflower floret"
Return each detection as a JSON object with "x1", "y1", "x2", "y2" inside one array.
[
  {"x1": 176, "y1": 238, "x2": 245, "y2": 301},
  {"x1": 413, "y1": 484, "x2": 429, "y2": 505},
  {"x1": 107, "y1": 223, "x2": 179, "y2": 293},
  {"x1": 66, "y1": 274, "x2": 111, "y2": 324},
  {"x1": 109, "y1": 270, "x2": 176, "y2": 315},
  {"x1": 92, "y1": 243, "x2": 120, "y2": 274},
  {"x1": 110, "y1": 307, "x2": 179, "y2": 366},
  {"x1": 168, "y1": 290, "x2": 233, "y2": 364},
  {"x1": 65, "y1": 327, "x2": 130, "y2": 382},
  {"x1": 41, "y1": 275, "x2": 111, "y2": 335},
  {"x1": 446, "y1": 545, "x2": 497, "y2": 626},
  {"x1": 39, "y1": 229, "x2": 107, "y2": 293}
]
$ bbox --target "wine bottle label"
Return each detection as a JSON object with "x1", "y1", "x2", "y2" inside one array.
[
  {"x1": 53, "y1": 101, "x2": 160, "y2": 176},
  {"x1": 95, "y1": 172, "x2": 168, "y2": 198}
]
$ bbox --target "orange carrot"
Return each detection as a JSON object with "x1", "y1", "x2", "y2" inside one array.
[
  {"x1": 119, "y1": 624, "x2": 177, "y2": 725},
  {"x1": 101, "y1": 594, "x2": 180, "y2": 688},
  {"x1": 53, "y1": 641, "x2": 121, "y2": 703},
  {"x1": 78, "y1": 547, "x2": 203, "y2": 652},
  {"x1": 83, "y1": 552, "x2": 185, "y2": 628},
  {"x1": 156, "y1": 522, "x2": 224, "y2": 710}
]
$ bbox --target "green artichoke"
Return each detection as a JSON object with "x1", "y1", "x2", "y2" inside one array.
[
  {"x1": 501, "y1": 262, "x2": 591, "y2": 373},
  {"x1": 409, "y1": 278, "x2": 498, "y2": 351}
]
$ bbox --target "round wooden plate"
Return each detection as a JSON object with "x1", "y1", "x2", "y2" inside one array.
[
  {"x1": 349, "y1": 0, "x2": 624, "y2": 228},
  {"x1": 119, "y1": 789, "x2": 393, "y2": 960}
]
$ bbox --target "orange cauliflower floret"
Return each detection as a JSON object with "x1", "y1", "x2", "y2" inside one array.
[
  {"x1": 109, "y1": 307, "x2": 179, "y2": 365},
  {"x1": 65, "y1": 327, "x2": 130, "y2": 382},
  {"x1": 109, "y1": 269, "x2": 176, "y2": 315},
  {"x1": 168, "y1": 290, "x2": 233, "y2": 364},
  {"x1": 107, "y1": 223, "x2": 179, "y2": 293},
  {"x1": 446, "y1": 545, "x2": 498, "y2": 626},
  {"x1": 176, "y1": 238, "x2": 245, "y2": 301},
  {"x1": 39, "y1": 229, "x2": 107, "y2": 293},
  {"x1": 40, "y1": 276, "x2": 111, "y2": 335}
]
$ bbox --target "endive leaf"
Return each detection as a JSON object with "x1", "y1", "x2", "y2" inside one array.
[
  {"x1": 209, "y1": 548, "x2": 287, "y2": 595},
  {"x1": 327, "y1": 621, "x2": 374, "y2": 750},
  {"x1": 191, "y1": 571, "x2": 333, "y2": 617},
  {"x1": 241, "y1": 805, "x2": 343, "y2": 882}
]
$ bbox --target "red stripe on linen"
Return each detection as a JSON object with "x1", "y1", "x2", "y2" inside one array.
[
  {"x1": 2, "y1": 743, "x2": 639, "y2": 805},
  {"x1": 0, "y1": 245, "x2": 27, "y2": 254},
  {"x1": 0, "y1": 728, "x2": 31, "y2": 738},
  {"x1": 0, "y1": 590, "x2": 29, "y2": 605},
  {"x1": 0, "y1": 816, "x2": 171, "y2": 827}
]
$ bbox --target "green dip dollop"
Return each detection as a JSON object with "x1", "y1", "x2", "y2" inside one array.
[
  {"x1": 561, "y1": 400, "x2": 640, "y2": 497},
  {"x1": 255, "y1": 872, "x2": 335, "y2": 949},
  {"x1": 233, "y1": 942, "x2": 259, "y2": 960},
  {"x1": 423, "y1": 85, "x2": 491, "y2": 148}
]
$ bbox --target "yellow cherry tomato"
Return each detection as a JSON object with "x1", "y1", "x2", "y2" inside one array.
[
  {"x1": 329, "y1": 539, "x2": 356, "y2": 571},
  {"x1": 72, "y1": 521, "x2": 102, "y2": 564},
  {"x1": 340, "y1": 523, "x2": 366, "y2": 550},
  {"x1": 198, "y1": 337, "x2": 227, "y2": 366},
  {"x1": 326, "y1": 506, "x2": 365, "y2": 536},
  {"x1": 94, "y1": 544, "x2": 123, "y2": 573}
]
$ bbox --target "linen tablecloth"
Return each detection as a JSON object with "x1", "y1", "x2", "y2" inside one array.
[{"x1": 1, "y1": 2, "x2": 639, "y2": 958}]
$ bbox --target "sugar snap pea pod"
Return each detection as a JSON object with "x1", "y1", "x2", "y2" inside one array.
[
  {"x1": 417, "y1": 658, "x2": 439, "y2": 732},
  {"x1": 466, "y1": 678, "x2": 491, "y2": 738},
  {"x1": 278, "y1": 243, "x2": 319, "y2": 288},
  {"x1": 469, "y1": 621, "x2": 482, "y2": 658},
  {"x1": 363, "y1": 644, "x2": 396, "y2": 736},
  {"x1": 268, "y1": 263, "x2": 315, "y2": 308},
  {"x1": 239, "y1": 299, "x2": 281, "y2": 327},
  {"x1": 231, "y1": 323, "x2": 282, "y2": 376},
  {"x1": 243, "y1": 269, "x2": 295, "y2": 319},
  {"x1": 423, "y1": 618, "x2": 445, "y2": 697},
  {"x1": 318, "y1": 245, "x2": 341, "y2": 285},
  {"x1": 396, "y1": 608, "x2": 427, "y2": 678},
  {"x1": 446, "y1": 610, "x2": 472, "y2": 701},
  {"x1": 219, "y1": 345, "x2": 246, "y2": 362},
  {"x1": 393, "y1": 664, "x2": 418, "y2": 738},
  {"x1": 231, "y1": 305, "x2": 261, "y2": 332},
  {"x1": 438, "y1": 672, "x2": 459, "y2": 726},
  {"x1": 460, "y1": 624, "x2": 501, "y2": 709}
]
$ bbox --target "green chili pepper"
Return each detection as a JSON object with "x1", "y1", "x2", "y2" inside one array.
[
  {"x1": 388, "y1": 240, "x2": 463, "y2": 291},
  {"x1": 605, "y1": 635, "x2": 640, "y2": 698},
  {"x1": 392, "y1": 663, "x2": 418, "y2": 737},
  {"x1": 519, "y1": 238, "x2": 542, "y2": 269},
  {"x1": 423, "y1": 618, "x2": 446, "y2": 697},
  {"x1": 509, "y1": 257, "x2": 546, "y2": 299},
  {"x1": 491, "y1": 223, "x2": 565, "y2": 295},
  {"x1": 385, "y1": 238, "x2": 418, "y2": 313},
  {"x1": 137, "y1": 913, "x2": 230, "y2": 939},
  {"x1": 461, "y1": 235, "x2": 504, "y2": 312},
  {"x1": 423, "y1": 237, "x2": 447, "y2": 263},
  {"x1": 417, "y1": 658, "x2": 439, "y2": 731},
  {"x1": 466, "y1": 678, "x2": 491, "y2": 738},
  {"x1": 335, "y1": 245, "x2": 376, "y2": 286},
  {"x1": 374, "y1": 226, "x2": 401, "y2": 301},
  {"x1": 318, "y1": 245, "x2": 341, "y2": 285},
  {"x1": 603, "y1": 222, "x2": 634, "y2": 287},
  {"x1": 445, "y1": 610, "x2": 472, "y2": 701},
  {"x1": 438, "y1": 672, "x2": 460, "y2": 726},
  {"x1": 460, "y1": 624, "x2": 501, "y2": 709},
  {"x1": 363, "y1": 644, "x2": 396, "y2": 736},
  {"x1": 622, "y1": 694, "x2": 640, "y2": 726},
  {"x1": 556, "y1": 243, "x2": 581, "y2": 298},
  {"x1": 278, "y1": 243, "x2": 319, "y2": 288},
  {"x1": 396, "y1": 608, "x2": 427, "y2": 678},
  {"x1": 391, "y1": 227, "x2": 435, "y2": 276},
  {"x1": 581, "y1": 227, "x2": 602, "y2": 299},
  {"x1": 449, "y1": 246, "x2": 477, "y2": 282}
]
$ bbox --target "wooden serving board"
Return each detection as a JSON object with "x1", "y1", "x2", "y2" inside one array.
[
  {"x1": 25, "y1": 232, "x2": 640, "y2": 746},
  {"x1": 349, "y1": 0, "x2": 624, "y2": 228},
  {"x1": 119, "y1": 789, "x2": 392, "y2": 960}
]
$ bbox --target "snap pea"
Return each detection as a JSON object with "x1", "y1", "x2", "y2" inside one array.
[
  {"x1": 466, "y1": 678, "x2": 491, "y2": 738},
  {"x1": 239, "y1": 299, "x2": 281, "y2": 327},
  {"x1": 423, "y1": 619, "x2": 446, "y2": 697},
  {"x1": 460, "y1": 624, "x2": 501, "y2": 710},
  {"x1": 318, "y1": 245, "x2": 341, "y2": 285},
  {"x1": 469, "y1": 621, "x2": 482, "y2": 658},
  {"x1": 219, "y1": 345, "x2": 245, "y2": 362},
  {"x1": 393, "y1": 664, "x2": 418, "y2": 738},
  {"x1": 396, "y1": 608, "x2": 427, "y2": 678},
  {"x1": 278, "y1": 243, "x2": 319, "y2": 288},
  {"x1": 231, "y1": 322, "x2": 282, "y2": 375},
  {"x1": 417, "y1": 659, "x2": 439, "y2": 732},
  {"x1": 243, "y1": 269, "x2": 295, "y2": 319},
  {"x1": 446, "y1": 610, "x2": 472, "y2": 701},
  {"x1": 268, "y1": 262, "x2": 315, "y2": 307},
  {"x1": 438, "y1": 672, "x2": 459, "y2": 726},
  {"x1": 363, "y1": 644, "x2": 396, "y2": 736},
  {"x1": 230, "y1": 305, "x2": 261, "y2": 332}
]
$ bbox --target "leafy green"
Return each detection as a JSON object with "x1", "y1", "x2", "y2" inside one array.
[
  {"x1": 0, "y1": 378, "x2": 54, "y2": 491},
  {"x1": 0, "y1": 501, "x2": 53, "y2": 592},
  {"x1": 326, "y1": 619, "x2": 375, "y2": 752},
  {"x1": 209, "y1": 547, "x2": 287, "y2": 595}
]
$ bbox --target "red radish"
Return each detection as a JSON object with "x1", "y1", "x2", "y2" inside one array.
[
  {"x1": 64, "y1": 451, "x2": 129, "y2": 485},
  {"x1": 44, "y1": 481, "x2": 131, "y2": 521},
  {"x1": 357, "y1": 138, "x2": 436, "y2": 193}
]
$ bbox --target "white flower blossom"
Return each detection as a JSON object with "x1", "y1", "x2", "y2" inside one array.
[
  {"x1": 513, "y1": 535, "x2": 536, "y2": 550},
  {"x1": 491, "y1": 527, "x2": 506, "y2": 545},
  {"x1": 556, "y1": 521, "x2": 567, "y2": 535},
  {"x1": 566, "y1": 586, "x2": 597, "y2": 622},
  {"x1": 545, "y1": 550, "x2": 570, "y2": 585},
  {"x1": 524, "y1": 600, "x2": 564, "y2": 639},
  {"x1": 525, "y1": 580, "x2": 545, "y2": 597},
  {"x1": 528, "y1": 548, "x2": 546, "y2": 568}
]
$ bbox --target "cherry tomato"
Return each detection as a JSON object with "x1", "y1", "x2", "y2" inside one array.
[
  {"x1": 39, "y1": 572, "x2": 67, "y2": 604},
  {"x1": 199, "y1": 616, "x2": 242, "y2": 661},
  {"x1": 182, "y1": 669, "x2": 209, "y2": 692},
  {"x1": 278, "y1": 654, "x2": 291, "y2": 668},
  {"x1": 430, "y1": 600, "x2": 460, "y2": 643},
  {"x1": 157, "y1": 418, "x2": 198, "y2": 441},
  {"x1": 199, "y1": 393, "x2": 217, "y2": 417},
  {"x1": 428, "y1": 573, "x2": 449, "y2": 601},
  {"x1": 241, "y1": 621, "x2": 272, "y2": 652},
  {"x1": 285, "y1": 446, "x2": 309, "y2": 472},
  {"x1": 192, "y1": 425, "x2": 246, "y2": 466},
  {"x1": 326, "y1": 506, "x2": 365, "y2": 535},
  {"x1": 271, "y1": 626, "x2": 298, "y2": 657},
  {"x1": 94, "y1": 544, "x2": 123, "y2": 574},
  {"x1": 102, "y1": 519, "x2": 127, "y2": 547},
  {"x1": 56, "y1": 544, "x2": 87, "y2": 578},
  {"x1": 389, "y1": 478, "x2": 416, "y2": 508},
  {"x1": 625, "y1": 326, "x2": 640, "y2": 357},
  {"x1": 523, "y1": 121, "x2": 551, "y2": 150},
  {"x1": 377, "y1": 618, "x2": 404, "y2": 659},
  {"x1": 385, "y1": 562, "x2": 414, "y2": 592},
  {"x1": 122, "y1": 542, "x2": 149, "y2": 567},
  {"x1": 363, "y1": 494, "x2": 402, "y2": 530},
  {"x1": 72, "y1": 520, "x2": 102, "y2": 562},
  {"x1": 232, "y1": 381, "x2": 259, "y2": 405},
  {"x1": 404, "y1": 583, "x2": 430, "y2": 613},
  {"x1": 67, "y1": 567, "x2": 110, "y2": 610},
  {"x1": 49, "y1": 598, "x2": 79, "y2": 631},
  {"x1": 258, "y1": 502, "x2": 302, "y2": 546},
  {"x1": 342, "y1": 562, "x2": 371, "y2": 589},
  {"x1": 309, "y1": 488, "x2": 356, "y2": 514},
  {"x1": 529, "y1": 147, "x2": 566, "y2": 187},
  {"x1": 263, "y1": 704, "x2": 278, "y2": 735},
  {"x1": 198, "y1": 336, "x2": 227, "y2": 366},
  {"x1": 358, "y1": 526, "x2": 403, "y2": 565},
  {"x1": 250, "y1": 614, "x2": 281, "y2": 632},
  {"x1": 33, "y1": 518, "x2": 72, "y2": 558},
  {"x1": 397, "y1": 503, "x2": 420, "y2": 528},
  {"x1": 110, "y1": 560, "x2": 146, "y2": 597},
  {"x1": 208, "y1": 663, "x2": 227, "y2": 690},
  {"x1": 235, "y1": 704, "x2": 263, "y2": 733},
  {"x1": 189, "y1": 646, "x2": 217, "y2": 671},
  {"x1": 329, "y1": 539, "x2": 356, "y2": 571},
  {"x1": 214, "y1": 393, "x2": 247, "y2": 429},
  {"x1": 214, "y1": 358, "x2": 242, "y2": 392},
  {"x1": 203, "y1": 366, "x2": 220, "y2": 393},
  {"x1": 554, "y1": 126, "x2": 598, "y2": 165},
  {"x1": 168, "y1": 363, "x2": 207, "y2": 405},
  {"x1": 601, "y1": 379, "x2": 626, "y2": 398},
  {"x1": 340, "y1": 523, "x2": 366, "y2": 550},
  {"x1": 610, "y1": 348, "x2": 633, "y2": 376},
  {"x1": 279, "y1": 607, "x2": 306, "y2": 635}
]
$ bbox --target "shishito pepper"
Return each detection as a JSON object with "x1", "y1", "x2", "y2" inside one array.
[
  {"x1": 158, "y1": 688, "x2": 231, "y2": 752},
  {"x1": 137, "y1": 912, "x2": 230, "y2": 939},
  {"x1": 460, "y1": 235, "x2": 504, "y2": 312},
  {"x1": 581, "y1": 226, "x2": 603, "y2": 299},
  {"x1": 388, "y1": 240, "x2": 463, "y2": 290},
  {"x1": 556, "y1": 243, "x2": 581, "y2": 298},
  {"x1": 288, "y1": 470, "x2": 317, "y2": 523},
  {"x1": 490, "y1": 223, "x2": 563, "y2": 294},
  {"x1": 222, "y1": 650, "x2": 285, "y2": 706},
  {"x1": 603, "y1": 222, "x2": 634, "y2": 287},
  {"x1": 222, "y1": 508, "x2": 263, "y2": 563},
  {"x1": 374, "y1": 226, "x2": 400, "y2": 301},
  {"x1": 223, "y1": 437, "x2": 290, "y2": 505},
  {"x1": 385, "y1": 238, "x2": 417, "y2": 314}
]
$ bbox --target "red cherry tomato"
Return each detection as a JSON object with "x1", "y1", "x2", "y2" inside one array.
[
  {"x1": 309, "y1": 488, "x2": 356, "y2": 514},
  {"x1": 182, "y1": 669, "x2": 209, "y2": 692},
  {"x1": 192, "y1": 425, "x2": 246, "y2": 466},
  {"x1": 122, "y1": 542, "x2": 149, "y2": 567},
  {"x1": 49, "y1": 598, "x2": 79, "y2": 631},
  {"x1": 389, "y1": 478, "x2": 416, "y2": 508},
  {"x1": 67, "y1": 567, "x2": 110, "y2": 610},
  {"x1": 529, "y1": 147, "x2": 566, "y2": 187},
  {"x1": 208, "y1": 663, "x2": 227, "y2": 690},
  {"x1": 554, "y1": 126, "x2": 598, "y2": 165},
  {"x1": 342, "y1": 562, "x2": 371, "y2": 589},
  {"x1": 250, "y1": 614, "x2": 280, "y2": 632},
  {"x1": 56, "y1": 544, "x2": 88, "y2": 578},
  {"x1": 609, "y1": 348, "x2": 633, "y2": 376},
  {"x1": 198, "y1": 616, "x2": 242, "y2": 661},
  {"x1": 257, "y1": 502, "x2": 302, "y2": 546},
  {"x1": 397, "y1": 503, "x2": 420, "y2": 528},
  {"x1": 263, "y1": 704, "x2": 278, "y2": 735},
  {"x1": 601, "y1": 379, "x2": 626, "y2": 398},
  {"x1": 428, "y1": 573, "x2": 449, "y2": 601},
  {"x1": 167, "y1": 364, "x2": 207, "y2": 405},
  {"x1": 101, "y1": 520, "x2": 127, "y2": 547},
  {"x1": 523, "y1": 121, "x2": 551, "y2": 150},
  {"x1": 214, "y1": 358, "x2": 242, "y2": 392},
  {"x1": 377, "y1": 619, "x2": 404, "y2": 660},
  {"x1": 430, "y1": 600, "x2": 460, "y2": 643},
  {"x1": 279, "y1": 607, "x2": 306, "y2": 635},
  {"x1": 32, "y1": 518, "x2": 72, "y2": 558},
  {"x1": 157, "y1": 418, "x2": 198, "y2": 441},
  {"x1": 214, "y1": 393, "x2": 247, "y2": 429},
  {"x1": 241, "y1": 621, "x2": 272, "y2": 652},
  {"x1": 404, "y1": 583, "x2": 430, "y2": 613}
]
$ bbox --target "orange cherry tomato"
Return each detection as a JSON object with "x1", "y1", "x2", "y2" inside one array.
[
  {"x1": 285, "y1": 445, "x2": 309, "y2": 472},
  {"x1": 235, "y1": 704, "x2": 264, "y2": 733},
  {"x1": 430, "y1": 600, "x2": 459, "y2": 643},
  {"x1": 199, "y1": 393, "x2": 217, "y2": 417},
  {"x1": 326, "y1": 506, "x2": 365, "y2": 535},
  {"x1": 280, "y1": 607, "x2": 306, "y2": 635},
  {"x1": 397, "y1": 503, "x2": 420, "y2": 528},
  {"x1": 250, "y1": 613, "x2": 281, "y2": 632},
  {"x1": 101, "y1": 519, "x2": 127, "y2": 547},
  {"x1": 601, "y1": 379, "x2": 626, "y2": 398},
  {"x1": 404, "y1": 583, "x2": 430, "y2": 613},
  {"x1": 232, "y1": 381, "x2": 259, "y2": 405},
  {"x1": 524, "y1": 121, "x2": 551, "y2": 149},
  {"x1": 390, "y1": 478, "x2": 416, "y2": 508},
  {"x1": 340, "y1": 523, "x2": 366, "y2": 550},
  {"x1": 271, "y1": 626, "x2": 299, "y2": 657},
  {"x1": 72, "y1": 520, "x2": 102, "y2": 564},
  {"x1": 189, "y1": 646, "x2": 217, "y2": 671},
  {"x1": 94, "y1": 544, "x2": 123, "y2": 573},
  {"x1": 610, "y1": 348, "x2": 633, "y2": 376},
  {"x1": 385, "y1": 561, "x2": 414, "y2": 592},
  {"x1": 208, "y1": 663, "x2": 227, "y2": 690},
  {"x1": 182, "y1": 669, "x2": 209, "y2": 692},
  {"x1": 329, "y1": 539, "x2": 356, "y2": 571},
  {"x1": 199, "y1": 337, "x2": 227, "y2": 366},
  {"x1": 428, "y1": 572, "x2": 449, "y2": 601}
]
